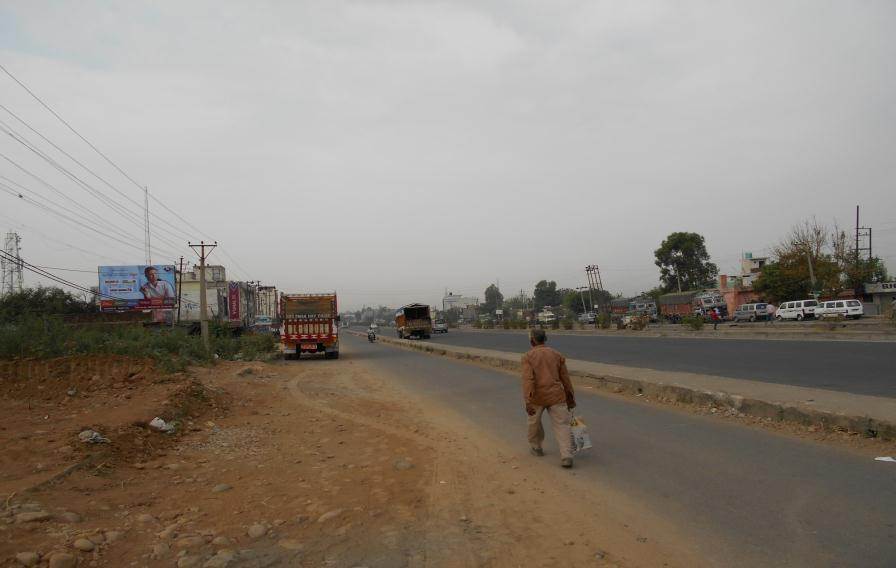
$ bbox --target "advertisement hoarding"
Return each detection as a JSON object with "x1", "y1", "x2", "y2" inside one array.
[
  {"x1": 98, "y1": 265, "x2": 177, "y2": 311},
  {"x1": 228, "y1": 282, "x2": 241, "y2": 322}
]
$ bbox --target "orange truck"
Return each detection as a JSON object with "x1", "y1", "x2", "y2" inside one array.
[
  {"x1": 280, "y1": 293, "x2": 339, "y2": 359},
  {"x1": 395, "y1": 303, "x2": 432, "y2": 339}
]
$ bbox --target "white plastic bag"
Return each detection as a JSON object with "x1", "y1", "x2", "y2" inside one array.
[
  {"x1": 570, "y1": 414, "x2": 592, "y2": 453},
  {"x1": 149, "y1": 417, "x2": 175, "y2": 433}
]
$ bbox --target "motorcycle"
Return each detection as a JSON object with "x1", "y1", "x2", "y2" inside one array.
[{"x1": 367, "y1": 330, "x2": 377, "y2": 343}]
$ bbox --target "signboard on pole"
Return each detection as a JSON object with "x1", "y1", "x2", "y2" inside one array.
[
  {"x1": 98, "y1": 265, "x2": 177, "y2": 311},
  {"x1": 228, "y1": 282, "x2": 241, "y2": 322}
]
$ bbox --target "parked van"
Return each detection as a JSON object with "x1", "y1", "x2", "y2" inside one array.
[
  {"x1": 815, "y1": 300, "x2": 864, "y2": 319},
  {"x1": 776, "y1": 299, "x2": 818, "y2": 321},
  {"x1": 732, "y1": 302, "x2": 769, "y2": 322}
]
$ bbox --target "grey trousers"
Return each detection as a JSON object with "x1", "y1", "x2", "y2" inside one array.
[{"x1": 527, "y1": 404, "x2": 574, "y2": 459}]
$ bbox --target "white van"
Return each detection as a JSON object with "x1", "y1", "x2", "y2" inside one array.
[
  {"x1": 815, "y1": 300, "x2": 864, "y2": 319},
  {"x1": 776, "y1": 299, "x2": 819, "y2": 321}
]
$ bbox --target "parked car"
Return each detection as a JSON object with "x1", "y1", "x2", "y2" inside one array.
[
  {"x1": 776, "y1": 299, "x2": 818, "y2": 321},
  {"x1": 536, "y1": 310, "x2": 556, "y2": 324},
  {"x1": 815, "y1": 299, "x2": 864, "y2": 319},
  {"x1": 432, "y1": 319, "x2": 449, "y2": 333},
  {"x1": 578, "y1": 311, "x2": 596, "y2": 324},
  {"x1": 732, "y1": 302, "x2": 770, "y2": 322}
]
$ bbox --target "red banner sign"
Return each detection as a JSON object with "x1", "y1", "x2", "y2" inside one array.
[{"x1": 228, "y1": 282, "x2": 241, "y2": 321}]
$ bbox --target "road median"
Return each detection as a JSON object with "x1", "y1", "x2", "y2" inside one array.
[
  {"x1": 452, "y1": 322, "x2": 896, "y2": 342},
  {"x1": 353, "y1": 331, "x2": 896, "y2": 441}
]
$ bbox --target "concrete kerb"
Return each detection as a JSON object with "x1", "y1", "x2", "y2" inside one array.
[{"x1": 350, "y1": 330, "x2": 896, "y2": 441}]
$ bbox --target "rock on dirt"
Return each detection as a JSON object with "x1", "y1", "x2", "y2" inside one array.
[
  {"x1": 203, "y1": 549, "x2": 236, "y2": 567},
  {"x1": 15, "y1": 511, "x2": 51, "y2": 523},
  {"x1": 175, "y1": 535, "x2": 206, "y2": 549},
  {"x1": 393, "y1": 458, "x2": 414, "y2": 471},
  {"x1": 151, "y1": 543, "x2": 170, "y2": 558},
  {"x1": 57, "y1": 511, "x2": 82, "y2": 523},
  {"x1": 247, "y1": 523, "x2": 267, "y2": 538},
  {"x1": 47, "y1": 553, "x2": 76, "y2": 568},
  {"x1": 177, "y1": 555, "x2": 202, "y2": 568},
  {"x1": 137, "y1": 513, "x2": 157, "y2": 523},
  {"x1": 14, "y1": 552, "x2": 39, "y2": 567},
  {"x1": 72, "y1": 538, "x2": 95, "y2": 552},
  {"x1": 317, "y1": 509, "x2": 344, "y2": 524},
  {"x1": 211, "y1": 483, "x2": 232, "y2": 493},
  {"x1": 278, "y1": 539, "x2": 303, "y2": 551}
]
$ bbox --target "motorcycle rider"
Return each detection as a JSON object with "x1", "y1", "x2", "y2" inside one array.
[{"x1": 367, "y1": 323, "x2": 377, "y2": 342}]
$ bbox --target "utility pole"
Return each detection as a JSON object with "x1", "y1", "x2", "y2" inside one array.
[
  {"x1": 806, "y1": 252, "x2": 817, "y2": 299},
  {"x1": 144, "y1": 186, "x2": 152, "y2": 265},
  {"x1": 189, "y1": 241, "x2": 217, "y2": 350},
  {"x1": 855, "y1": 204, "x2": 872, "y2": 262},
  {"x1": 176, "y1": 256, "x2": 184, "y2": 325},
  {"x1": 585, "y1": 265, "x2": 605, "y2": 315},
  {"x1": 576, "y1": 286, "x2": 588, "y2": 313}
]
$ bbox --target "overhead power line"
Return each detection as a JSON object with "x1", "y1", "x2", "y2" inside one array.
[
  {"x1": 0, "y1": 61, "x2": 252, "y2": 280},
  {"x1": 0, "y1": 102, "x2": 197, "y2": 242}
]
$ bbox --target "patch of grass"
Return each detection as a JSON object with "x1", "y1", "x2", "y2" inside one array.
[
  {"x1": 0, "y1": 318, "x2": 277, "y2": 372},
  {"x1": 681, "y1": 314, "x2": 704, "y2": 331}
]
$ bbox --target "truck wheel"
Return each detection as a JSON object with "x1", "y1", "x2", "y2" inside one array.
[
  {"x1": 796, "y1": 313, "x2": 803, "y2": 321},
  {"x1": 326, "y1": 351, "x2": 339, "y2": 359},
  {"x1": 749, "y1": 315, "x2": 756, "y2": 322}
]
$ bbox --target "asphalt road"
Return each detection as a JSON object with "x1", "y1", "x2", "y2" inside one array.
[
  {"x1": 345, "y1": 333, "x2": 896, "y2": 568},
  {"x1": 418, "y1": 328, "x2": 896, "y2": 398}
]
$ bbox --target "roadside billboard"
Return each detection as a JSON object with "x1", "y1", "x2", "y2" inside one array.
[{"x1": 98, "y1": 265, "x2": 177, "y2": 311}]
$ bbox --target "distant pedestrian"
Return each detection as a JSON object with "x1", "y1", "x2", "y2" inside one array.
[
  {"x1": 521, "y1": 328, "x2": 576, "y2": 468},
  {"x1": 710, "y1": 308, "x2": 720, "y2": 330},
  {"x1": 766, "y1": 303, "x2": 776, "y2": 325}
]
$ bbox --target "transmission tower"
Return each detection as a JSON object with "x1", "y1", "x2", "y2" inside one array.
[{"x1": 1, "y1": 232, "x2": 25, "y2": 296}]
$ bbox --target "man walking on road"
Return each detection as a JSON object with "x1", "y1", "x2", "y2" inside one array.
[{"x1": 521, "y1": 328, "x2": 576, "y2": 468}]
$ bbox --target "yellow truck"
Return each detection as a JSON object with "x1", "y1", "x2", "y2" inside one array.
[
  {"x1": 395, "y1": 303, "x2": 432, "y2": 339},
  {"x1": 280, "y1": 293, "x2": 339, "y2": 359}
]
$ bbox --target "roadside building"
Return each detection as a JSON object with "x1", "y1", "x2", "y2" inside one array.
[
  {"x1": 177, "y1": 265, "x2": 257, "y2": 328},
  {"x1": 719, "y1": 274, "x2": 761, "y2": 316},
  {"x1": 256, "y1": 285, "x2": 279, "y2": 321},
  {"x1": 740, "y1": 253, "x2": 768, "y2": 288},
  {"x1": 179, "y1": 264, "x2": 228, "y2": 322},
  {"x1": 863, "y1": 281, "x2": 896, "y2": 316}
]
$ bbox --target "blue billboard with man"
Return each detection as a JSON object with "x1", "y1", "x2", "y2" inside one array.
[{"x1": 98, "y1": 265, "x2": 177, "y2": 311}]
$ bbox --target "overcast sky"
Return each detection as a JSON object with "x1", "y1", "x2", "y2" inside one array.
[{"x1": 1, "y1": 1, "x2": 894, "y2": 310}]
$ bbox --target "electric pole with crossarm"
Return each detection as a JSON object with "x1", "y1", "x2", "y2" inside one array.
[{"x1": 189, "y1": 241, "x2": 217, "y2": 350}]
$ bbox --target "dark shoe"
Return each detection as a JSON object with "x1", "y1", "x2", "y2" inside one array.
[
  {"x1": 561, "y1": 458, "x2": 573, "y2": 468},
  {"x1": 530, "y1": 447, "x2": 544, "y2": 457}
]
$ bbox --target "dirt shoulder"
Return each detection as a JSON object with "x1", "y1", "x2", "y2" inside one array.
[{"x1": 1, "y1": 350, "x2": 700, "y2": 567}]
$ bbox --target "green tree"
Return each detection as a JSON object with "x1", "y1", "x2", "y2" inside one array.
[
  {"x1": 533, "y1": 280, "x2": 560, "y2": 309},
  {"x1": 481, "y1": 284, "x2": 504, "y2": 314},
  {"x1": 753, "y1": 263, "x2": 809, "y2": 303},
  {"x1": 654, "y1": 232, "x2": 719, "y2": 293},
  {"x1": 0, "y1": 287, "x2": 95, "y2": 323}
]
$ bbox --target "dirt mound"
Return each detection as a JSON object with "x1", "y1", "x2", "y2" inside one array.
[
  {"x1": 0, "y1": 356, "x2": 229, "y2": 500},
  {"x1": 0, "y1": 355, "x2": 155, "y2": 401}
]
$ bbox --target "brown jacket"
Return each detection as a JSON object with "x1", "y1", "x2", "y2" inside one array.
[{"x1": 521, "y1": 345, "x2": 575, "y2": 407}]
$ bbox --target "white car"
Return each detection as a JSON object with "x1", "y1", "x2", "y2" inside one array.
[
  {"x1": 815, "y1": 300, "x2": 863, "y2": 319},
  {"x1": 776, "y1": 299, "x2": 819, "y2": 321}
]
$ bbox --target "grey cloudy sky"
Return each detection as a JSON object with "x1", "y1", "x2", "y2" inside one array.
[{"x1": 1, "y1": 1, "x2": 894, "y2": 310}]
